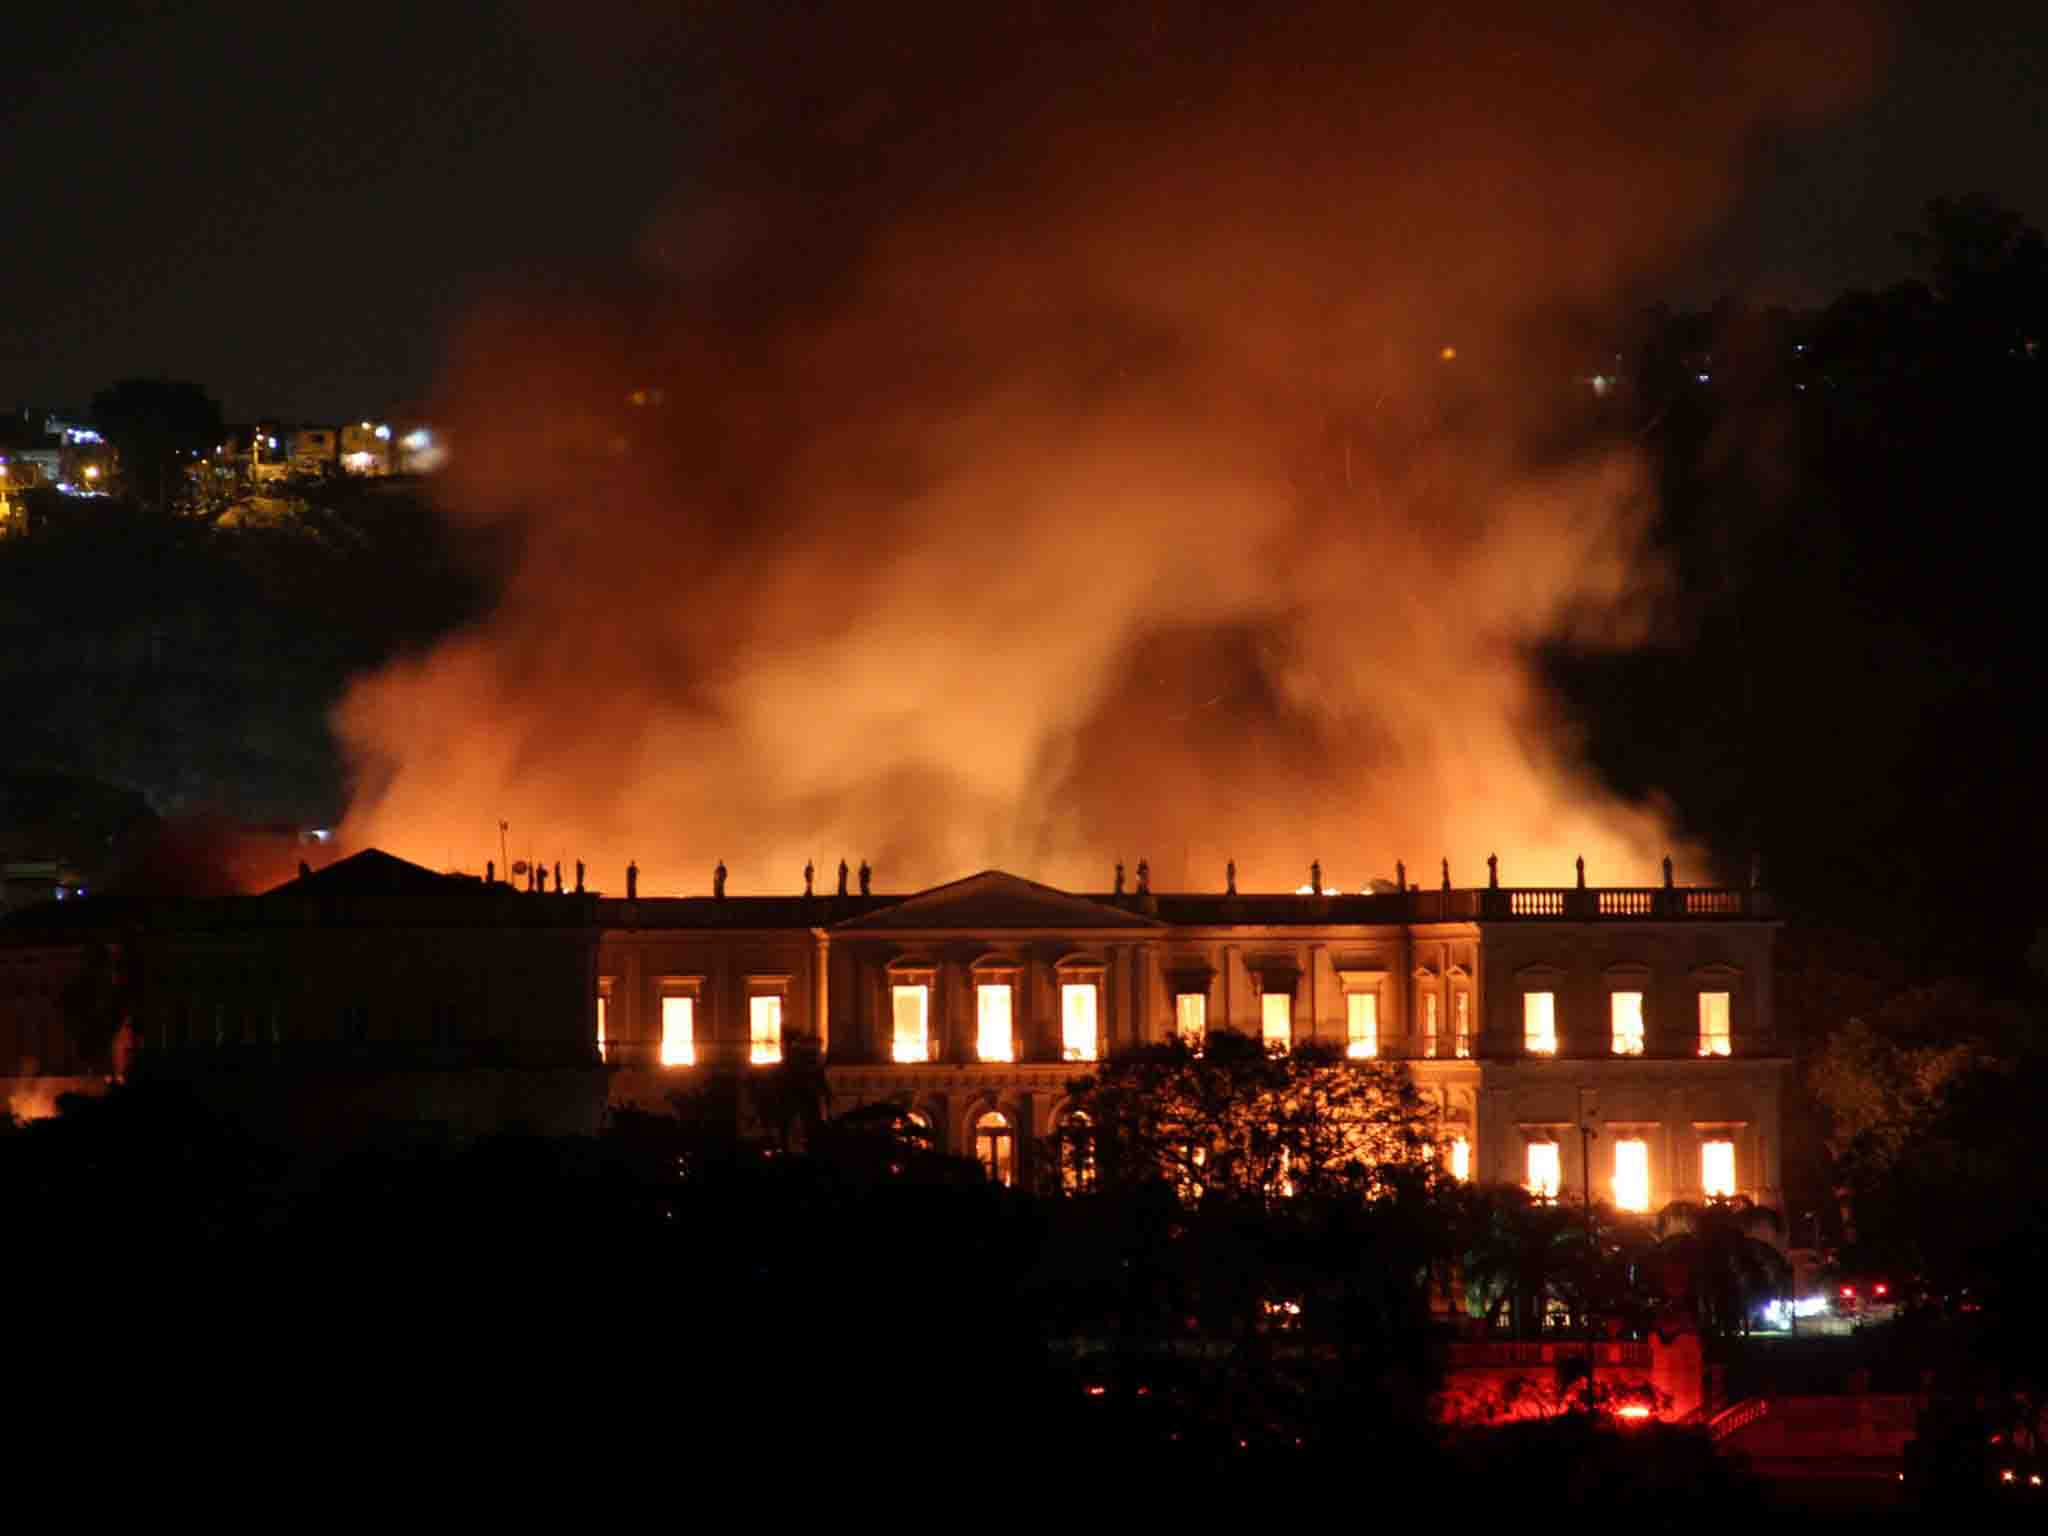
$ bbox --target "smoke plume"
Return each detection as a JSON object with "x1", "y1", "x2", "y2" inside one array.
[{"x1": 336, "y1": 1, "x2": 1875, "y2": 895}]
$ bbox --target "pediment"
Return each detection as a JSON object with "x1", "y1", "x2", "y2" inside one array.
[{"x1": 834, "y1": 870, "x2": 1163, "y2": 932}]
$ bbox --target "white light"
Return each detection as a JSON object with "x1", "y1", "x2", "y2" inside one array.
[
  {"x1": 374, "y1": 425, "x2": 391, "y2": 440},
  {"x1": 1696, "y1": 372, "x2": 1711, "y2": 383},
  {"x1": 402, "y1": 430, "x2": 430, "y2": 451}
]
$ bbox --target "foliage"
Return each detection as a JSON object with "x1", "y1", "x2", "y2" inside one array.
[
  {"x1": 89, "y1": 377, "x2": 225, "y2": 512},
  {"x1": 1654, "y1": 1196, "x2": 1788, "y2": 1338},
  {"x1": 1053, "y1": 1029, "x2": 1442, "y2": 1205}
]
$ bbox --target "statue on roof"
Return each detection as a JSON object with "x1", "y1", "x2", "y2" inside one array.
[
  {"x1": 1137, "y1": 858, "x2": 1151, "y2": 896},
  {"x1": 804, "y1": 860, "x2": 815, "y2": 897},
  {"x1": 1114, "y1": 860, "x2": 1126, "y2": 897},
  {"x1": 837, "y1": 858, "x2": 849, "y2": 897},
  {"x1": 1487, "y1": 852, "x2": 1498, "y2": 889},
  {"x1": 1442, "y1": 857, "x2": 1451, "y2": 891},
  {"x1": 1310, "y1": 859, "x2": 1322, "y2": 894},
  {"x1": 858, "y1": 859, "x2": 872, "y2": 896},
  {"x1": 575, "y1": 859, "x2": 585, "y2": 894},
  {"x1": 1226, "y1": 858, "x2": 1236, "y2": 895},
  {"x1": 626, "y1": 861, "x2": 638, "y2": 900},
  {"x1": 714, "y1": 861, "x2": 727, "y2": 899}
]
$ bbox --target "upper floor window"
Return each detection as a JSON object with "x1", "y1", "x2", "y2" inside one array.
[
  {"x1": 891, "y1": 983, "x2": 930, "y2": 1064},
  {"x1": 1061, "y1": 982, "x2": 1098, "y2": 1062},
  {"x1": 1260, "y1": 990, "x2": 1292, "y2": 1050},
  {"x1": 975, "y1": 983, "x2": 1014, "y2": 1063},
  {"x1": 1526, "y1": 1140, "x2": 1561, "y2": 1200},
  {"x1": 1611, "y1": 991, "x2": 1645, "y2": 1056},
  {"x1": 1523, "y1": 992, "x2": 1557, "y2": 1056},
  {"x1": 1701, "y1": 1137, "x2": 1737, "y2": 1199},
  {"x1": 1699, "y1": 992, "x2": 1732, "y2": 1057},
  {"x1": 1613, "y1": 1136, "x2": 1650, "y2": 1212},
  {"x1": 749, "y1": 994, "x2": 783, "y2": 1065},
  {"x1": 1454, "y1": 990, "x2": 1471, "y2": 1058},
  {"x1": 660, "y1": 993, "x2": 695, "y2": 1067},
  {"x1": 1421, "y1": 992, "x2": 1440, "y2": 1058},
  {"x1": 1346, "y1": 991, "x2": 1378, "y2": 1059},
  {"x1": 1175, "y1": 990, "x2": 1207, "y2": 1043},
  {"x1": 596, "y1": 979, "x2": 612, "y2": 1063},
  {"x1": 974, "y1": 1110, "x2": 1015, "y2": 1186}
]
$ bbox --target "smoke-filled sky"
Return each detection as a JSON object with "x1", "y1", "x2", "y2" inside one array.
[{"x1": 327, "y1": 1, "x2": 1892, "y2": 895}]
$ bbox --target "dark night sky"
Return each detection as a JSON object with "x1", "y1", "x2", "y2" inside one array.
[{"x1": 2, "y1": 1, "x2": 2044, "y2": 423}]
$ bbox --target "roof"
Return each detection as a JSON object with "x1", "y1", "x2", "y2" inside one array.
[{"x1": 835, "y1": 870, "x2": 1164, "y2": 932}]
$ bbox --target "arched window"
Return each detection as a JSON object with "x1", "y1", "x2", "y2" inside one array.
[
  {"x1": 1057, "y1": 1109, "x2": 1095, "y2": 1193},
  {"x1": 974, "y1": 1110, "x2": 1015, "y2": 1186}
]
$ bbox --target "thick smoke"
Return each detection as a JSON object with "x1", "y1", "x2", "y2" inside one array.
[{"x1": 336, "y1": 1, "x2": 1874, "y2": 895}]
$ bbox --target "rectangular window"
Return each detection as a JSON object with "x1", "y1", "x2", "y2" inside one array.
[
  {"x1": 1611, "y1": 991, "x2": 1645, "y2": 1056},
  {"x1": 749, "y1": 995, "x2": 783, "y2": 1065},
  {"x1": 1261, "y1": 990, "x2": 1292, "y2": 1050},
  {"x1": 976, "y1": 983, "x2": 1014, "y2": 1063},
  {"x1": 1422, "y1": 992, "x2": 1439, "y2": 1058},
  {"x1": 1702, "y1": 1138, "x2": 1737, "y2": 1199},
  {"x1": 596, "y1": 986, "x2": 609, "y2": 1064},
  {"x1": 1061, "y1": 982, "x2": 1098, "y2": 1062},
  {"x1": 659, "y1": 995, "x2": 695, "y2": 1067},
  {"x1": 891, "y1": 984, "x2": 930, "y2": 1064},
  {"x1": 1526, "y1": 1141, "x2": 1561, "y2": 1200},
  {"x1": 1699, "y1": 992, "x2": 1732, "y2": 1057},
  {"x1": 1613, "y1": 1137, "x2": 1650, "y2": 1212},
  {"x1": 1449, "y1": 1136, "x2": 1470, "y2": 1182},
  {"x1": 1175, "y1": 990, "x2": 1206, "y2": 1042},
  {"x1": 1523, "y1": 992, "x2": 1557, "y2": 1055},
  {"x1": 1454, "y1": 991, "x2": 1471, "y2": 1058},
  {"x1": 1346, "y1": 991, "x2": 1378, "y2": 1059}
]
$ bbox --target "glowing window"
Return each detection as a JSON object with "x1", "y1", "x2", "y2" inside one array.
[
  {"x1": 891, "y1": 984, "x2": 930, "y2": 1064},
  {"x1": 749, "y1": 994, "x2": 783, "y2": 1065},
  {"x1": 1613, "y1": 1137, "x2": 1649, "y2": 1212},
  {"x1": 1175, "y1": 990, "x2": 1206, "y2": 1042},
  {"x1": 976, "y1": 983, "x2": 1014, "y2": 1063},
  {"x1": 1699, "y1": 992, "x2": 1731, "y2": 1057},
  {"x1": 659, "y1": 995, "x2": 695, "y2": 1067},
  {"x1": 1061, "y1": 982, "x2": 1098, "y2": 1062},
  {"x1": 974, "y1": 1110, "x2": 1015, "y2": 1186},
  {"x1": 1449, "y1": 1136, "x2": 1470, "y2": 1182},
  {"x1": 1523, "y1": 992, "x2": 1557, "y2": 1055},
  {"x1": 1454, "y1": 991, "x2": 1471, "y2": 1058},
  {"x1": 1059, "y1": 1110, "x2": 1095, "y2": 1192},
  {"x1": 1346, "y1": 991, "x2": 1378, "y2": 1059},
  {"x1": 596, "y1": 985, "x2": 609, "y2": 1064},
  {"x1": 1422, "y1": 992, "x2": 1440, "y2": 1058},
  {"x1": 1702, "y1": 1138, "x2": 1737, "y2": 1199},
  {"x1": 1611, "y1": 991, "x2": 1645, "y2": 1056},
  {"x1": 1526, "y1": 1141, "x2": 1561, "y2": 1200},
  {"x1": 1261, "y1": 990, "x2": 1292, "y2": 1050}
]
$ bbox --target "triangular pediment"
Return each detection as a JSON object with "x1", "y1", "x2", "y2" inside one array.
[
  {"x1": 835, "y1": 871, "x2": 1162, "y2": 931},
  {"x1": 261, "y1": 847, "x2": 459, "y2": 898}
]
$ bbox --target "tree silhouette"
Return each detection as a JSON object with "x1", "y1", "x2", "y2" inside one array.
[{"x1": 88, "y1": 377, "x2": 225, "y2": 513}]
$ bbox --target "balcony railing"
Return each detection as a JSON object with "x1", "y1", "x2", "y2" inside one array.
[{"x1": 1447, "y1": 1340, "x2": 1652, "y2": 1369}]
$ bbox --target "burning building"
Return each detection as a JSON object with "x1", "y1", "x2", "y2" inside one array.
[{"x1": 1, "y1": 846, "x2": 1784, "y2": 1219}]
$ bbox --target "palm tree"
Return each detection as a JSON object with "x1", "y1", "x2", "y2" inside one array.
[
  {"x1": 1654, "y1": 1196, "x2": 1790, "y2": 1338},
  {"x1": 1457, "y1": 1186, "x2": 1582, "y2": 1338}
]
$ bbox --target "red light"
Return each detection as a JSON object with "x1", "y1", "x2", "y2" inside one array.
[
  {"x1": 1840, "y1": 1286, "x2": 1856, "y2": 1298},
  {"x1": 1085, "y1": 1385, "x2": 1106, "y2": 1397},
  {"x1": 1874, "y1": 1283, "x2": 1888, "y2": 1296}
]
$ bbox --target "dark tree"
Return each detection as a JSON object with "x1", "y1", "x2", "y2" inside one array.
[{"x1": 88, "y1": 377, "x2": 226, "y2": 512}]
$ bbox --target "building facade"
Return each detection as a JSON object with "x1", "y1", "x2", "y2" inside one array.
[{"x1": 1, "y1": 851, "x2": 1785, "y2": 1219}]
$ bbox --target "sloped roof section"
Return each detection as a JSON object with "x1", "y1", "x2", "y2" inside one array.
[
  {"x1": 260, "y1": 847, "x2": 459, "y2": 898},
  {"x1": 837, "y1": 870, "x2": 1163, "y2": 931}
]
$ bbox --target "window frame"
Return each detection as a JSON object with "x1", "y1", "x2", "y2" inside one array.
[
  {"x1": 1693, "y1": 966, "x2": 1742, "y2": 1057},
  {"x1": 973, "y1": 1107, "x2": 1016, "y2": 1187},
  {"x1": 655, "y1": 975, "x2": 703, "y2": 1068},
  {"x1": 1696, "y1": 1123, "x2": 1743, "y2": 1199},
  {"x1": 1336, "y1": 967, "x2": 1386, "y2": 1060},
  {"x1": 886, "y1": 965, "x2": 935, "y2": 1064},
  {"x1": 746, "y1": 974, "x2": 790, "y2": 1065},
  {"x1": 1054, "y1": 956, "x2": 1106, "y2": 1063}
]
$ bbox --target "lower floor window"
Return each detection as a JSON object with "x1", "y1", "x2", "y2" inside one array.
[
  {"x1": 1526, "y1": 1141, "x2": 1561, "y2": 1200},
  {"x1": 1345, "y1": 991, "x2": 1378, "y2": 1059},
  {"x1": 660, "y1": 995, "x2": 695, "y2": 1067},
  {"x1": 1261, "y1": 990, "x2": 1292, "y2": 1049},
  {"x1": 1613, "y1": 1137, "x2": 1650, "y2": 1212},
  {"x1": 974, "y1": 1110, "x2": 1015, "y2": 1186}
]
